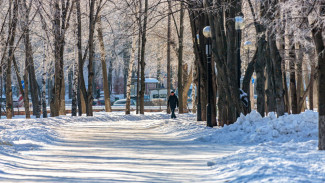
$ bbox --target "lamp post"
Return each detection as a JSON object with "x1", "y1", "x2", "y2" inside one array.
[
  {"x1": 244, "y1": 40, "x2": 253, "y2": 111},
  {"x1": 203, "y1": 26, "x2": 212, "y2": 127},
  {"x1": 235, "y1": 16, "x2": 244, "y2": 89},
  {"x1": 196, "y1": 33, "x2": 202, "y2": 121}
]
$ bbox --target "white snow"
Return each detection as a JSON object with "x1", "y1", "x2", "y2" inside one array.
[{"x1": 0, "y1": 110, "x2": 324, "y2": 182}]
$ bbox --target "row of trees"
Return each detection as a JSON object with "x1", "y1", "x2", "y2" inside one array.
[{"x1": 186, "y1": 0, "x2": 325, "y2": 149}]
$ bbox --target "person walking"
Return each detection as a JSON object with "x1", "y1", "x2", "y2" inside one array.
[{"x1": 167, "y1": 91, "x2": 178, "y2": 119}]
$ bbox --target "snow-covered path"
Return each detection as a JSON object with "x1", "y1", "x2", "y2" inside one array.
[{"x1": 0, "y1": 113, "x2": 235, "y2": 182}]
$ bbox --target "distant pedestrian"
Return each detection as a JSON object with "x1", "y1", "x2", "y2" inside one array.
[{"x1": 167, "y1": 91, "x2": 178, "y2": 119}]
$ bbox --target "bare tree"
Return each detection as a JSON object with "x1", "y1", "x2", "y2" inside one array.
[
  {"x1": 139, "y1": 0, "x2": 148, "y2": 114},
  {"x1": 5, "y1": 0, "x2": 19, "y2": 119},
  {"x1": 166, "y1": 0, "x2": 172, "y2": 114},
  {"x1": 97, "y1": 12, "x2": 112, "y2": 112}
]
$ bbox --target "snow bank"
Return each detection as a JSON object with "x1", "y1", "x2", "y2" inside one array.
[
  {"x1": 194, "y1": 110, "x2": 325, "y2": 182},
  {"x1": 158, "y1": 111, "x2": 325, "y2": 181},
  {"x1": 197, "y1": 110, "x2": 318, "y2": 144},
  {"x1": 211, "y1": 140, "x2": 325, "y2": 182}
]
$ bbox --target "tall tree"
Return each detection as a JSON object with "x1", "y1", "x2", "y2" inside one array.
[
  {"x1": 21, "y1": 0, "x2": 40, "y2": 118},
  {"x1": 139, "y1": 0, "x2": 148, "y2": 114},
  {"x1": 86, "y1": 0, "x2": 96, "y2": 116},
  {"x1": 6, "y1": 0, "x2": 18, "y2": 119},
  {"x1": 97, "y1": 12, "x2": 112, "y2": 112},
  {"x1": 166, "y1": 0, "x2": 171, "y2": 114},
  {"x1": 312, "y1": 3, "x2": 325, "y2": 150},
  {"x1": 177, "y1": 1, "x2": 184, "y2": 113},
  {"x1": 125, "y1": 35, "x2": 137, "y2": 114},
  {"x1": 52, "y1": 0, "x2": 73, "y2": 116}
]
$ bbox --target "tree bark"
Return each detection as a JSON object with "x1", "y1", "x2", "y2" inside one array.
[
  {"x1": 12, "y1": 55, "x2": 30, "y2": 118},
  {"x1": 255, "y1": 36, "x2": 266, "y2": 117},
  {"x1": 140, "y1": 0, "x2": 148, "y2": 115},
  {"x1": 71, "y1": 57, "x2": 77, "y2": 116},
  {"x1": 278, "y1": 1, "x2": 290, "y2": 114},
  {"x1": 53, "y1": 0, "x2": 61, "y2": 117},
  {"x1": 86, "y1": 0, "x2": 96, "y2": 116},
  {"x1": 177, "y1": 1, "x2": 184, "y2": 114},
  {"x1": 42, "y1": 49, "x2": 47, "y2": 118},
  {"x1": 296, "y1": 44, "x2": 304, "y2": 113},
  {"x1": 76, "y1": 0, "x2": 87, "y2": 115},
  {"x1": 242, "y1": 53, "x2": 256, "y2": 114},
  {"x1": 125, "y1": 35, "x2": 137, "y2": 114},
  {"x1": 289, "y1": 43, "x2": 298, "y2": 114},
  {"x1": 6, "y1": 0, "x2": 18, "y2": 119},
  {"x1": 268, "y1": 34, "x2": 285, "y2": 116},
  {"x1": 205, "y1": 0, "x2": 243, "y2": 123},
  {"x1": 167, "y1": 0, "x2": 171, "y2": 114},
  {"x1": 265, "y1": 47, "x2": 276, "y2": 114},
  {"x1": 97, "y1": 13, "x2": 112, "y2": 112},
  {"x1": 309, "y1": 53, "x2": 315, "y2": 110},
  {"x1": 21, "y1": 0, "x2": 40, "y2": 118},
  {"x1": 312, "y1": 24, "x2": 325, "y2": 150},
  {"x1": 182, "y1": 66, "x2": 192, "y2": 111},
  {"x1": 191, "y1": 75, "x2": 196, "y2": 114}
]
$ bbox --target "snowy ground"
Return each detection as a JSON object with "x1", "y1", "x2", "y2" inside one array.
[{"x1": 0, "y1": 111, "x2": 324, "y2": 182}]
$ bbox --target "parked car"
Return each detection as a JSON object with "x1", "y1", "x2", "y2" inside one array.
[
  {"x1": 93, "y1": 97, "x2": 116, "y2": 106},
  {"x1": 113, "y1": 99, "x2": 136, "y2": 106}
]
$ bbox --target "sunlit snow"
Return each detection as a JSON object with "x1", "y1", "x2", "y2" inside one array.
[{"x1": 0, "y1": 111, "x2": 324, "y2": 182}]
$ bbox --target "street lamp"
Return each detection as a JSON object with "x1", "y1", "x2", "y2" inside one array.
[
  {"x1": 244, "y1": 40, "x2": 253, "y2": 111},
  {"x1": 196, "y1": 33, "x2": 202, "y2": 121},
  {"x1": 235, "y1": 16, "x2": 244, "y2": 89},
  {"x1": 203, "y1": 26, "x2": 212, "y2": 127}
]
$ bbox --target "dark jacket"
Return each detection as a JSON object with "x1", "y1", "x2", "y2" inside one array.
[{"x1": 167, "y1": 95, "x2": 178, "y2": 109}]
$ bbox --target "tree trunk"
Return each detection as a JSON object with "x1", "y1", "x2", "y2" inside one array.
[
  {"x1": 205, "y1": 0, "x2": 243, "y2": 123},
  {"x1": 140, "y1": 0, "x2": 148, "y2": 115},
  {"x1": 268, "y1": 33, "x2": 285, "y2": 116},
  {"x1": 167, "y1": 0, "x2": 171, "y2": 114},
  {"x1": 182, "y1": 66, "x2": 192, "y2": 112},
  {"x1": 296, "y1": 44, "x2": 304, "y2": 113},
  {"x1": 309, "y1": 54, "x2": 315, "y2": 110},
  {"x1": 217, "y1": 77, "x2": 225, "y2": 126},
  {"x1": 312, "y1": 24, "x2": 325, "y2": 150},
  {"x1": 59, "y1": 79, "x2": 66, "y2": 115},
  {"x1": 265, "y1": 48, "x2": 276, "y2": 113},
  {"x1": 177, "y1": 1, "x2": 185, "y2": 114},
  {"x1": 289, "y1": 42, "x2": 298, "y2": 114},
  {"x1": 68, "y1": 70, "x2": 72, "y2": 99},
  {"x1": 242, "y1": 53, "x2": 256, "y2": 114},
  {"x1": 76, "y1": 0, "x2": 87, "y2": 115},
  {"x1": 12, "y1": 55, "x2": 30, "y2": 118},
  {"x1": 250, "y1": 78, "x2": 255, "y2": 110},
  {"x1": 136, "y1": 33, "x2": 141, "y2": 114},
  {"x1": 71, "y1": 15, "x2": 78, "y2": 117},
  {"x1": 80, "y1": 90, "x2": 86, "y2": 114},
  {"x1": 136, "y1": 7, "x2": 142, "y2": 115},
  {"x1": 53, "y1": 0, "x2": 62, "y2": 117},
  {"x1": 86, "y1": 0, "x2": 96, "y2": 116},
  {"x1": 21, "y1": 0, "x2": 40, "y2": 118},
  {"x1": 42, "y1": 50, "x2": 47, "y2": 118},
  {"x1": 71, "y1": 56, "x2": 78, "y2": 116},
  {"x1": 255, "y1": 37, "x2": 266, "y2": 117},
  {"x1": 97, "y1": 14, "x2": 112, "y2": 112},
  {"x1": 191, "y1": 80, "x2": 196, "y2": 114},
  {"x1": 6, "y1": 0, "x2": 18, "y2": 119},
  {"x1": 27, "y1": 43, "x2": 40, "y2": 118},
  {"x1": 125, "y1": 35, "x2": 137, "y2": 114},
  {"x1": 278, "y1": 8, "x2": 289, "y2": 114}
]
